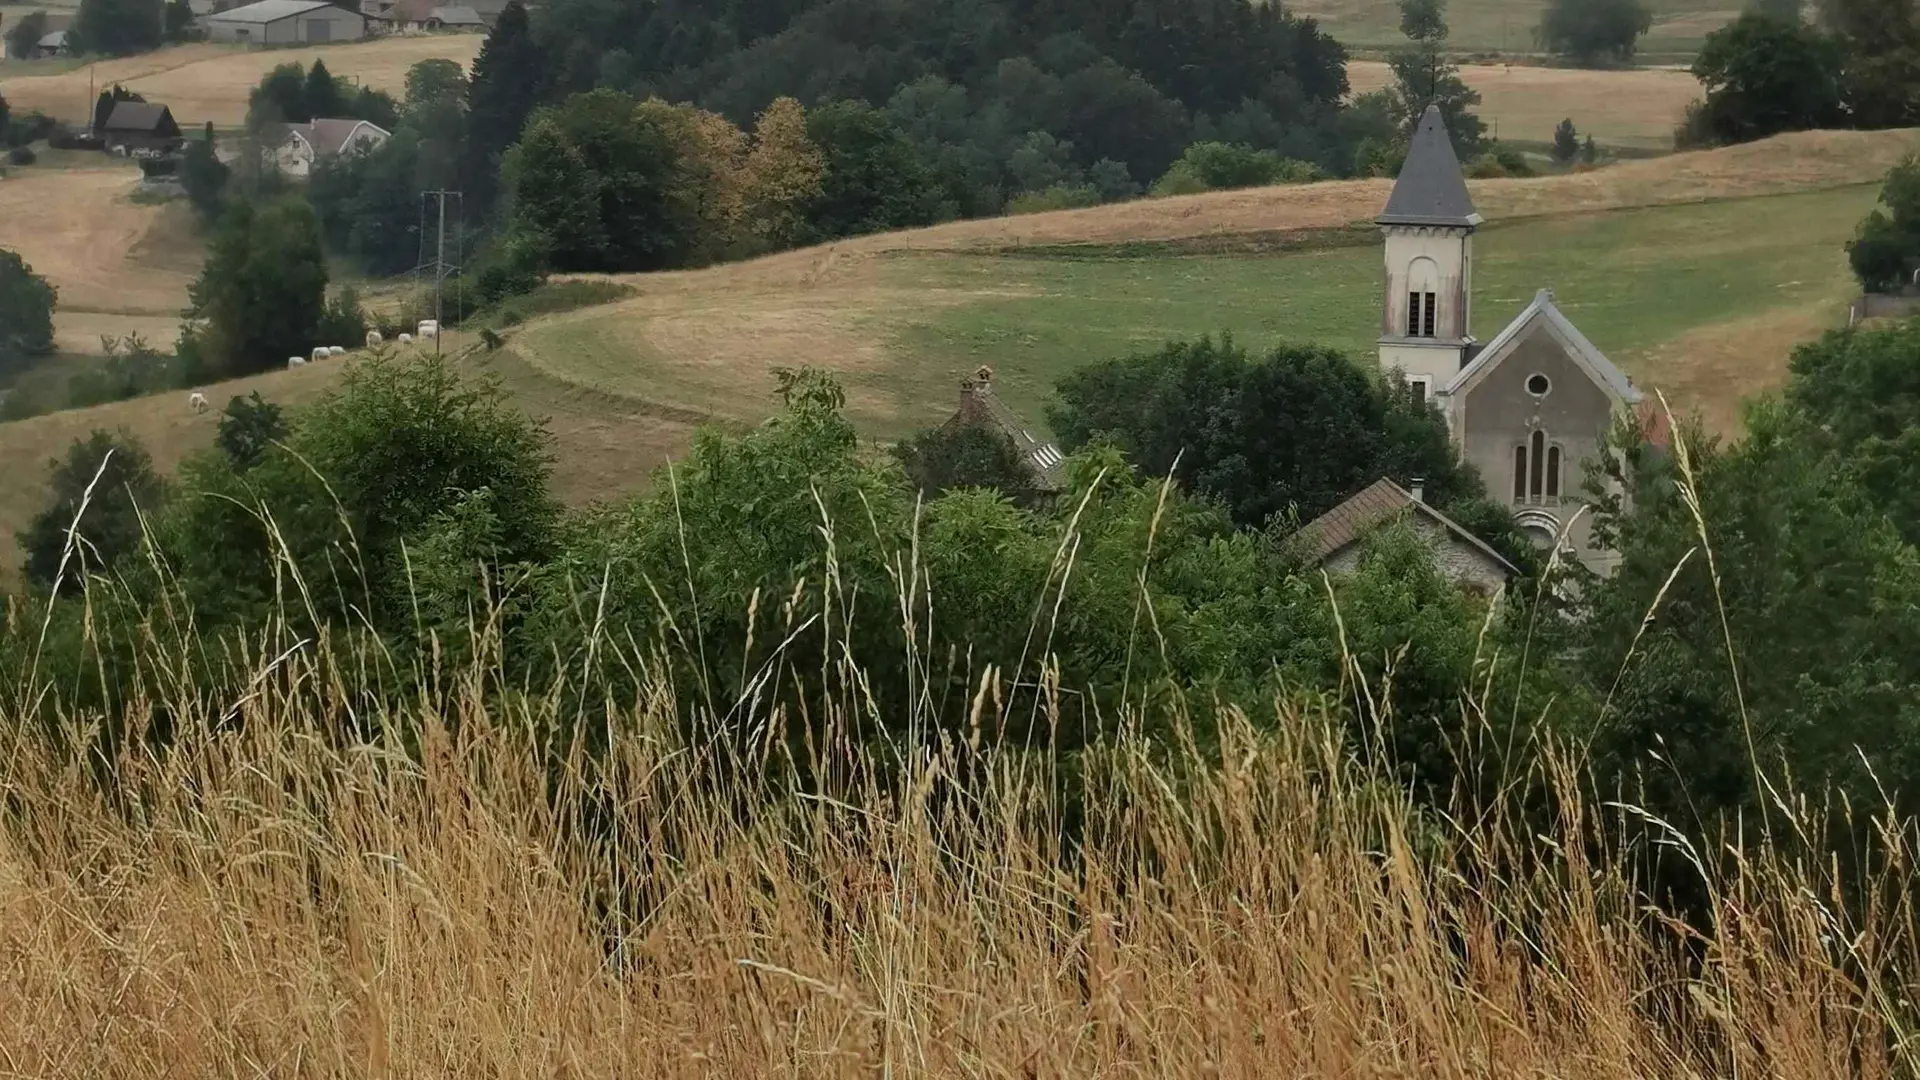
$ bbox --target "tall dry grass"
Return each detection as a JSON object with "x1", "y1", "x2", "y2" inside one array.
[
  {"x1": 1, "y1": 440, "x2": 1916, "y2": 1078},
  {"x1": 0, "y1": 618, "x2": 1915, "y2": 1077}
]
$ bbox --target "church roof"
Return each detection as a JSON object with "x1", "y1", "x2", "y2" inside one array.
[
  {"x1": 1293, "y1": 478, "x2": 1520, "y2": 579},
  {"x1": 1377, "y1": 105, "x2": 1482, "y2": 228},
  {"x1": 1445, "y1": 289, "x2": 1642, "y2": 405}
]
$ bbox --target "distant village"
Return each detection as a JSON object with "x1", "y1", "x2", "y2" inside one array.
[{"x1": 23, "y1": 0, "x2": 507, "y2": 58}]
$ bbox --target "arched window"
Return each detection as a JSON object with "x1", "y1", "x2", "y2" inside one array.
[
  {"x1": 1512, "y1": 444, "x2": 1527, "y2": 501},
  {"x1": 1406, "y1": 257, "x2": 1440, "y2": 338},
  {"x1": 1529, "y1": 430, "x2": 1545, "y2": 499},
  {"x1": 1546, "y1": 445, "x2": 1562, "y2": 498}
]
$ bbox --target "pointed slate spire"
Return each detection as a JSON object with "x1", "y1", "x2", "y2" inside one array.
[{"x1": 1377, "y1": 105, "x2": 1481, "y2": 228}]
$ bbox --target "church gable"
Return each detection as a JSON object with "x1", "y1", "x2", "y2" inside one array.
[{"x1": 1446, "y1": 290, "x2": 1640, "y2": 407}]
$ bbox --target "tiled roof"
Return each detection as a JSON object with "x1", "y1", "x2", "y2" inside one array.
[
  {"x1": 1294, "y1": 478, "x2": 1519, "y2": 578},
  {"x1": 286, "y1": 118, "x2": 388, "y2": 156},
  {"x1": 103, "y1": 102, "x2": 174, "y2": 133},
  {"x1": 1377, "y1": 104, "x2": 1481, "y2": 228},
  {"x1": 941, "y1": 367, "x2": 1069, "y2": 491}
]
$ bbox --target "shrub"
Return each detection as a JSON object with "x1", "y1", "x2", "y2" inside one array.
[
  {"x1": 1006, "y1": 183, "x2": 1102, "y2": 214},
  {"x1": 7, "y1": 146, "x2": 35, "y2": 166}
]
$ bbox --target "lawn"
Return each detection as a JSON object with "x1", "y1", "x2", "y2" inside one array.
[{"x1": 1294, "y1": 0, "x2": 1739, "y2": 58}]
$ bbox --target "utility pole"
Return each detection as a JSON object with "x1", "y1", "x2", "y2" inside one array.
[{"x1": 415, "y1": 190, "x2": 463, "y2": 355}]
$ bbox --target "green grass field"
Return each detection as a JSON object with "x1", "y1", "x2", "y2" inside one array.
[
  {"x1": 518, "y1": 183, "x2": 1873, "y2": 441},
  {"x1": 1294, "y1": 0, "x2": 1740, "y2": 58}
]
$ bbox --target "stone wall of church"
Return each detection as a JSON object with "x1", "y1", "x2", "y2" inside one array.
[
  {"x1": 1453, "y1": 321, "x2": 1619, "y2": 573},
  {"x1": 1323, "y1": 515, "x2": 1511, "y2": 597}
]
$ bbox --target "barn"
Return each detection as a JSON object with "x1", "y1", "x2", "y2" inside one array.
[{"x1": 204, "y1": 0, "x2": 366, "y2": 44}]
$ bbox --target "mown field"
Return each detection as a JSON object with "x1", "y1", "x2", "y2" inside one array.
[
  {"x1": 1296, "y1": 0, "x2": 1740, "y2": 58},
  {"x1": 0, "y1": 34, "x2": 485, "y2": 126},
  {"x1": 0, "y1": 128, "x2": 1910, "y2": 576},
  {"x1": 1347, "y1": 60, "x2": 1700, "y2": 151}
]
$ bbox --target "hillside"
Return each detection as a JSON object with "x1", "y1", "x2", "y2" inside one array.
[
  {"x1": 1346, "y1": 60, "x2": 1699, "y2": 150},
  {"x1": 1295, "y1": 0, "x2": 1738, "y2": 57},
  {"x1": 0, "y1": 127, "x2": 1909, "y2": 576},
  {"x1": 0, "y1": 35, "x2": 485, "y2": 126}
]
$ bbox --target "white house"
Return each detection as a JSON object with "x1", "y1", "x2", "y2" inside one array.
[
  {"x1": 274, "y1": 118, "x2": 391, "y2": 178},
  {"x1": 205, "y1": 0, "x2": 366, "y2": 44}
]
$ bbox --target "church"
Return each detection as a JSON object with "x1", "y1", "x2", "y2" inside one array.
[{"x1": 1374, "y1": 105, "x2": 1646, "y2": 575}]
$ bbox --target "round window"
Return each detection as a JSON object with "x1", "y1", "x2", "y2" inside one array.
[{"x1": 1526, "y1": 373, "x2": 1551, "y2": 397}]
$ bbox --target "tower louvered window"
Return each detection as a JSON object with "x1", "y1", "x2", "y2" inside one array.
[{"x1": 1422, "y1": 291, "x2": 1437, "y2": 336}]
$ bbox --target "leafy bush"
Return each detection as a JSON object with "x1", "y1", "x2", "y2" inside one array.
[
  {"x1": 7, "y1": 146, "x2": 36, "y2": 166},
  {"x1": 18, "y1": 429, "x2": 166, "y2": 591},
  {"x1": 1005, "y1": 184, "x2": 1103, "y2": 214},
  {"x1": 1536, "y1": 0, "x2": 1653, "y2": 64},
  {"x1": 1849, "y1": 156, "x2": 1920, "y2": 293},
  {"x1": 65, "y1": 333, "x2": 180, "y2": 408},
  {"x1": 1151, "y1": 142, "x2": 1322, "y2": 196}
]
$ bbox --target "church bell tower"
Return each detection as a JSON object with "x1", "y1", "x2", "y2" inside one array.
[{"x1": 1377, "y1": 105, "x2": 1481, "y2": 405}]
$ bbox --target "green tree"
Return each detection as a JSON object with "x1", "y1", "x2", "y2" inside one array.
[
  {"x1": 1582, "y1": 133, "x2": 1599, "y2": 163},
  {"x1": 1816, "y1": 0, "x2": 1920, "y2": 128},
  {"x1": 5, "y1": 11, "x2": 47, "y2": 59},
  {"x1": 892, "y1": 424, "x2": 1037, "y2": 499},
  {"x1": 460, "y1": 0, "x2": 546, "y2": 219},
  {"x1": 184, "y1": 197, "x2": 328, "y2": 380},
  {"x1": 1846, "y1": 156, "x2": 1920, "y2": 291},
  {"x1": 215, "y1": 392, "x2": 287, "y2": 471},
  {"x1": 404, "y1": 57, "x2": 469, "y2": 115},
  {"x1": 1786, "y1": 317, "x2": 1920, "y2": 537},
  {"x1": 1688, "y1": 13, "x2": 1846, "y2": 144},
  {"x1": 179, "y1": 122, "x2": 228, "y2": 221},
  {"x1": 1387, "y1": 0, "x2": 1486, "y2": 158},
  {"x1": 0, "y1": 92, "x2": 10, "y2": 142},
  {"x1": 1047, "y1": 335, "x2": 1486, "y2": 530},
  {"x1": 19, "y1": 430, "x2": 166, "y2": 592},
  {"x1": 304, "y1": 59, "x2": 345, "y2": 119},
  {"x1": 1537, "y1": 0, "x2": 1653, "y2": 64},
  {"x1": 1551, "y1": 118, "x2": 1580, "y2": 164},
  {"x1": 92, "y1": 85, "x2": 143, "y2": 133},
  {"x1": 163, "y1": 0, "x2": 193, "y2": 40},
  {"x1": 72, "y1": 0, "x2": 163, "y2": 56},
  {"x1": 802, "y1": 99, "x2": 951, "y2": 241},
  {"x1": 248, "y1": 63, "x2": 309, "y2": 126},
  {"x1": 0, "y1": 248, "x2": 56, "y2": 374},
  {"x1": 1150, "y1": 141, "x2": 1319, "y2": 195}
]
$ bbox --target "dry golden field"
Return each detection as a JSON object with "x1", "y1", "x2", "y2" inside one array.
[
  {"x1": 1347, "y1": 60, "x2": 1703, "y2": 150},
  {"x1": 0, "y1": 35, "x2": 485, "y2": 126}
]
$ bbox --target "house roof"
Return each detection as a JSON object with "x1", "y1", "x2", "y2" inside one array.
[
  {"x1": 206, "y1": 0, "x2": 348, "y2": 23},
  {"x1": 103, "y1": 101, "x2": 176, "y2": 133},
  {"x1": 1445, "y1": 288, "x2": 1642, "y2": 405},
  {"x1": 1294, "y1": 478, "x2": 1520, "y2": 579},
  {"x1": 37, "y1": 30, "x2": 68, "y2": 47},
  {"x1": 1378, "y1": 104, "x2": 1481, "y2": 228},
  {"x1": 943, "y1": 367, "x2": 1070, "y2": 491},
  {"x1": 286, "y1": 118, "x2": 389, "y2": 157},
  {"x1": 428, "y1": 4, "x2": 486, "y2": 23}
]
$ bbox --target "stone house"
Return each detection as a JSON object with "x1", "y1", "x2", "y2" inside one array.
[
  {"x1": 939, "y1": 366, "x2": 1069, "y2": 493},
  {"x1": 1294, "y1": 477, "x2": 1518, "y2": 597}
]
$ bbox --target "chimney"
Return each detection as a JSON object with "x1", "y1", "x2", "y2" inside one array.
[{"x1": 1410, "y1": 478, "x2": 1426, "y2": 504}]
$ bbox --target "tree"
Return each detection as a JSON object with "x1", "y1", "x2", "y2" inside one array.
[
  {"x1": 1582, "y1": 133, "x2": 1600, "y2": 163},
  {"x1": 0, "y1": 91, "x2": 10, "y2": 146},
  {"x1": 893, "y1": 424, "x2": 1037, "y2": 499},
  {"x1": 1387, "y1": 0, "x2": 1486, "y2": 159},
  {"x1": 1816, "y1": 0, "x2": 1920, "y2": 128},
  {"x1": 216, "y1": 392, "x2": 286, "y2": 471},
  {"x1": 738, "y1": 97, "x2": 824, "y2": 251},
  {"x1": 18, "y1": 430, "x2": 166, "y2": 592},
  {"x1": 460, "y1": 0, "x2": 546, "y2": 220},
  {"x1": 179, "y1": 122, "x2": 228, "y2": 221},
  {"x1": 304, "y1": 59, "x2": 345, "y2": 120},
  {"x1": 1551, "y1": 118, "x2": 1580, "y2": 164},
  {"x1": 1046, "y1": 335, "x2": 1485, "y2": 530},
  {"x1": 72, "y1": 0, "x2": 163, "y2": 56},
  {"x1": 5, "y1": 10, "x2": 47, "y2": 59},
  {"x1": 1689, "y1": 13, "x2": 1846, "y2": 144},
  {"x1": 163, "y1": 0, "x2": 193, "y2": 40},
  {"x1": 1786, "y1": 317, "x2": 1920, "y2": 538},
  {"x1": 1151, "y1": 141, "x2": 1319, "y2": 195},
  {"x1": 184, "y1": 197, "x2": 328, "y2": 380},
  {"x1": 0, "y1": 248, "x2": 56, "y2": 374},
  {"x1": 1537, "y1": 0, "x2": 1653, "y2": 64},
  {"x1": 404, "y1": 58, "x2": 469, "y2": 116},
  {"x1": 803, "y1": 100, "x2": 951, "y2": 241}
]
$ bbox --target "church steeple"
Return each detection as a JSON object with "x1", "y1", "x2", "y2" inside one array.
[{"x1": 1377, "y1": 105, "x2": 1479, "y2": 404}]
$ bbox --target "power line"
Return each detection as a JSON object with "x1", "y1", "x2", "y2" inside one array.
[{"x1": 413, "y1": 190, "x2": 464, "y2": 354}]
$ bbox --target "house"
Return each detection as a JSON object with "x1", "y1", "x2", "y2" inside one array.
[
  {"x1": 940, "y1": 366, "x2": 1069, "y2": 493},
  {"x1": 1293, "y1": 478, "x2": 1518, "y2": 597},
  {"x1": 1374, "y1": 105, "x2": 1647, "y2": 575},
  {"x1": 204, "y1": 0, "x2": 366, "y2": 44},
  {"x1": 363, "y1": 0, "x2": 495, "y2": 30},
  {"x1": 274, "y1": 118, "x2": 390, "y2": 178},
  {"x1": 33, "y1": 29, "x2": 70, "y2": 57},
  {"x1": 101, "y1": 101, "x2": 183, "y2": 154}
]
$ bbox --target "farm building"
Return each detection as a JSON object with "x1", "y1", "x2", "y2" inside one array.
[
  {"x1": 362, "y1": 0, "x2": 494, "y2": 30},
  {"x1": 204, "y1": 0, "x2": 366, "y2": 44},
  {"x1": 274, "y1": 118, "x2": 390, "y2": 177},
  {"x1": 100, "y1": 102, "x2": 183, "y2": 154},
  {"x1": 33, "y1": 30, "x2": 70, "y2": 57}
]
